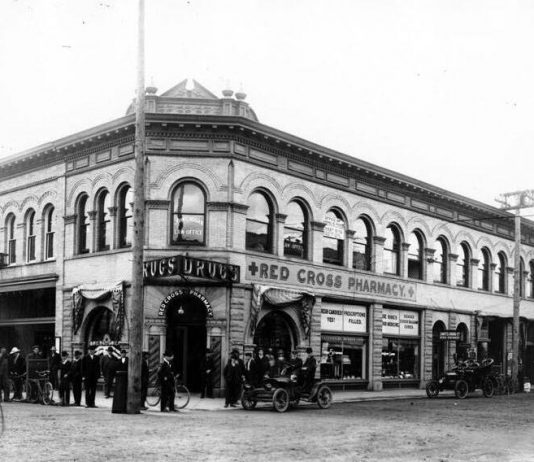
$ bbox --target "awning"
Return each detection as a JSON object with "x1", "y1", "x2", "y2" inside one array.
[
  {"x1": 477, "y1": 303, "x2": 534, "y2": 321},
  {"x1": 0, "y1": 274, "x2": 58, "y2": 293}
]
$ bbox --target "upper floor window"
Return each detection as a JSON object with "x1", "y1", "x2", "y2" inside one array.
[
  {"x1": 407, "y1": 231, "x2": 423, "y2": 280},
  {"x1": 25, "y1": 209, "x2": 36, "y2": 262},
  {"x1": 520, "y1": 258, "x2": 526, "y2": 298},
  {"x1": 478, "y1": 247, "x2": 491, "y2": 291},
  {"x1": 76, "y1": 194, "x2": 90, "y2": 254},
  {"x1": 5, "y1": 213, "x2": 16, "y2": 264},
  {"x1": 96, "y1": 190, "x2": 112, "y2": 251},
  {"x1": 528, "y1": 261, "x2": 534, "y2": 298},
  {"x1": 434, "y1": 237, "x2": 448, "y2": 284},
  {"x1": 284, "y1": 201, "x2": 308, "y2": 259},
  {"x1": 323, "y1": 209, "x2": 345, "y2": 266},
  {"x1": 383, "y1": 225, "x2": 401, "y2": 275},
  {"x1": 172, "y1": 183, "x2": 206, "y2": 245},
  {"x1": 44, "y1": 206, "x2": 55, "y2": 259},
  {"x1": 353, "y1": 217, "x2": 373, "y2": 271},
  {"x1": 456, "y1": 242, "x2": 470, "y2": 287},
  {"x1": 118, "y1": 185, "x2": 134, "y2": 248},
  {"x1": 494, "y1": 252, "x2": 507, "y2": 294}
]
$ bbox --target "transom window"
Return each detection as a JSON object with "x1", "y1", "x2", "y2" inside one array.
[
  {"x1": 407, "y1": 231, "x2": 423, "y2": 280},
  {"x1": 323, "y1": 209, "x2": 345, "y2": 266},
  {"x1": 118, "y1": 185, "x2": 134, "y2": 248},
  {"x1": 353, "y1": 217, "x2": 372, "y2": 271},
  {"x1": 171, "y1": 183, "x2": 206, "y2": 245},
  {"x1": 383, "y1": 225, "x2": 401, "y2": 275},
  {"x1": 456, "y1": 243, "x2": 470, "y2": 287},
  {"x1": 284, "y1": 201, "x2": 308, "y2": 259}
]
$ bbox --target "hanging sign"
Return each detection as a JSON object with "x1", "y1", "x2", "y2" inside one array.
[{"x1": 323, "y1": 215, "x2": 345, "y2": 240}]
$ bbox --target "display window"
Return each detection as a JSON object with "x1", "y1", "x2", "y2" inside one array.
[
  {"x1": 320, "y1": 303, "x2": 368, "y2": 381},
  {"x1": 381, "y1": 308, "x2": 420, "y2": 380}
]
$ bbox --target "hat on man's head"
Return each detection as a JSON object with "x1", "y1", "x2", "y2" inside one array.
[
  {"x1": 306, "y1": 347, "x2": 313, "y2": 354},
  {"x1": 87, "y1": 345, "x2": 96, "y2": 351},
  {"x1": 163, "y1": 350, "x2": 174, "y2": 357},
  {"x1": 245, "y1": 352, "x2": 252, "y2": 357},
  {"x1": 107, "y1": 346, "x2": 114, "y2": 352},
  {"x1": 120, "y1": 349, "x2": 127, "y2": 354},
  {"x1": 10, "y1": 347, "x2": 20, "y2": 354},
  {"x1": 61, "y1": 351, "x2": 69, "y2": 357},
  {"x1": 74, "y1": 350, "x2": 81, "y2": 357},
  {"x1": 32, "y1": 345, "x2": 39, "y2": 350}
]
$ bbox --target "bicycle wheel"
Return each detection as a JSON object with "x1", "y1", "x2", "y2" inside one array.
[
  {"x1": 146, "y1": 386, "x2": 161, "y2": 407},
  {"x1": 175, "y1": 384, "x2": 190, "y2": 409},
  {"x1": 42, "y1": 382, "x2": 53, "y2": 405},
  {"x1": 27, "y1": 381, "x2": 38, "y2": 404}
]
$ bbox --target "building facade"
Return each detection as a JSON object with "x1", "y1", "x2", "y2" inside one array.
[{"x1": 2, "y1": 79, "x2": 534, "y2": 394}]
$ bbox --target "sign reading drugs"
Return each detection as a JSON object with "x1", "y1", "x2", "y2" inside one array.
[
  {"x1": 382, "y1": 309, "x2": 419, "y2": 337},
  {"x1": 144, "y1": 255, "x2": 240, "y2": 283},
  {"x1": 321, "y1": 304, "x2": 367, "y2": 333}
]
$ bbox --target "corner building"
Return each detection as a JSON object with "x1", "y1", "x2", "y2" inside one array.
[{"x1": 2, "y1": 79, "x2": 534, "y2": 395}]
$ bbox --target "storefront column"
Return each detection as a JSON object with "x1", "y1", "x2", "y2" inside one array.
[
  {"x1": 372, "y1": 236, "x2": 386, "y2": 274},
  {"x1": 275, "y1": 213, "x2": 287, "y2": 257},
  {"x1": 470, "y1": 258, "x2": 480, "y2": 290},
  {"x1": 310, "y1": 221, "x2": 326, "y2": 264},
  {"x1": 346, "y1": 229, "x2": 355, "y2": 269},
  {"x1": 448, "y1": 253, "x2": 458, "y2": 286},
  {"x1": 448, "y1": 312, "x2": 457, "y2": 369},
  {"x1": 424, "y1": 248, "x2": 435, "y2": 283},
  {"x1": 400, "y1": 242, "x2": 410, "y2": 279},
  {"x1": 506, "y1": 266, "x2": 514, "y2": 296},
  {"x1": 88, "y1": 210, "x2": 97, "y2": 253},
  {"x1": 421, "y1": 309, "x2": 433, "y2": 383},
  {"x1": 369, "y1": 303, "x2": 383, "y2": 391}
]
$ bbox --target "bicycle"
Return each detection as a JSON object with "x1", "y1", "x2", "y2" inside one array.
[
  {"x1": 26, "y1": 370, "x2": 54, "y2": 405},
  {"x1": 493, "y1": 374, "x2": 513, "y2": 395},
  {"x1": 145, "y1": 373, "x2": 190, "y2": 409},
  {"x1": 8, "y1": 372, "x2": 27, "y2": 401}
]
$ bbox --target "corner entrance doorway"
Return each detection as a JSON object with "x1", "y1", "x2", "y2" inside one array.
[
  {"x1": 166, "y1": 293, "x2": 208, "y2": 392},
  {"x1": 253, "y1": 310, "x2": 297, "y2": 359}
]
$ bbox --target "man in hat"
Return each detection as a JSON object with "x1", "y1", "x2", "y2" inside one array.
[
  {"x1": 289, "y1": 350, "x2": 303, "y2": 372},
  {"x1": 70, "y1": 350, "x2": 83, "y2": 406},
  {"x1": 301, "y1": 347, "x2": 317, "y2": 393},
  {"x1": 58, "y1": 351, "x2": 71, "y2": 406},
  {"x1": 82, "y1": 345, "x2": 100, "y2": 408},
  {"x1": 117, "y1": 349, "x2": 128, "y2": 372},
  {"x1": 27, "y1": 345, "x2": 42, "y2": 360},
  {"x1": 158, "y1": 351, "x2": 176, "y2": 412},
  {"x1": 101, "y1": 346, "x2": 117, "y2": 399},
  {"x1": 0, "y1": 347, "x2": 10, "y2": 402},
  {"x1": 140, "y1": 351, "x2": 149, "y2": 410},
  {"x1": 48, "y1": 346, "x2": 61, "y2": 390},
  {"x1": 223, "y1": 349, "x2": 244, "y2": 408},
  {"x1": 200, "y1": 348, "x2": 214, "y2": 399},
  {"x1": 8, "y1": 347, "x2": 25, "y2": 400}
]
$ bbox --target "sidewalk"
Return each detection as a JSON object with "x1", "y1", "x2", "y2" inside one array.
[{"x1": 90, "y1": 387, "x2": 431, "y2": 413}]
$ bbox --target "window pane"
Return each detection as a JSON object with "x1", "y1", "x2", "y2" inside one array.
[
  {"x1": 382, "y1": 337, "x2": 419, "y2": 379},
  {"x1": 456, "y1": 244, "x2": 469, "y2": 287},
  {"x1": 246, "y1": 192, "x2": 271, "y2": 252},
  {"x1": 247, "y1": 192, "x2": 270, "y2": 223},
  {"x1": 172, "y1": 184, "x2": 206, "y2": 245},
  {"x1": 320, "y1": 337, "x2": 367, "y2": 380},
  {"x1": 478, "y1": 249, "x2": 489, "y2": 291},
  {"x1": 384, "y1": 227, "x2": 399, "y2": 275},
  {"x1": 407, "y1": 233, "x2": 422, "y2": 279},
  {"x1": 323, "y1": 210, "x2": 344, "y2": 265},
  {"x1": 174, "y1": 183, "x2": 205, "y2": 214},
  {"x1": 98, "y1": 191, "x2": 112, "y2": 251},
  {"x1": 78, "y1": 196, "x2": 89, "y2": 254},
  {"x1": 353, "y1": 219, "x2": 371, "y2": 271},
  {"x1": 284, "y1": 202, "x2": 306, "y2": 258},
  {"x1": 119, "y1": 187, "x2": 134, "y2": 248},
  {"x1": 434, "y1": 239, "x2": 447, "y2": 283}
]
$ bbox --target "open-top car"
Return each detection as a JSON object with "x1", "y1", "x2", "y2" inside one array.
[
  {"x1": 425, "y1": 358, "x2": 496, "y2": 399},
  {"x1": 241, "y1": 369, "x2": 333, "y2": 413}
]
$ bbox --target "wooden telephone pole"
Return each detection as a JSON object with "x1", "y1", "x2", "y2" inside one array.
[
  {"x1": 496, "y1": 189, "x2": 534, "y2": 391},
  {"x1": 127, "y1": 0, "x2": 146, "y2": 414}
]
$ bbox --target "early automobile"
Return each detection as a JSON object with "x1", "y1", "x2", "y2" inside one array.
[
  {"x1": 425, "y1": 358, "x2": 496, "y2": 399},
  {"x1": 241, "y1": 369, "x2": 333, "y2": 413}
]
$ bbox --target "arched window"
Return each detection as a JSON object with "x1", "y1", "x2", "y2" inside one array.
[
  {"x1": 353, "y1": 217, "x2": 372, "y2": 271},
  {"x1": 96, "y1": 190, "x2": 112, "y2": 251},
  {"x1": 171, "y1": 183, "x2": 206, "y2": 245},
  {"x1": 76, "y1": 194, "x2": 90, "y2": 254},
  {"x1": 245, "y1": 191, "x2": 272, "y2": 252},
  {"x1": 383, "y1": 225, "x2": 401, "y2": 275},
  {"x1": 5, "y1": 213, "x2": 16, "y2": 264},
  {"x1": 478, "y1": 247, "x2": 491, "y2": 291},
  {"x1": 44, "y1": 206, "x2": 55, "y2": 259},
  {"x1": 323, "y1": 209, "x2": 345, "y2": 266},
  {"x1": 117, "y1": 185, "x2": 134, "y2": 248},
  {"x1": 25, "y1": 209, "x2": 36, "y2": 262},
  {"x1": 434, "y1": 237, "x2": 448, "y2": 284},
  {"x1": 528, "y1": 261, "x2": 534, "y2": 298},
  {"x1": 520, "y1": 258, "x2": 526, "y2": 298},
  {"x1": 494, "y1": 252, "x2": 507, "y2": 294},
  {"x1": 407, "y1": 231, "x2": 423, "y2": 280},
  {"x1": 284, "y1": 201, "x2": 308, "y2": 259},
  {"x1": 456, "y1": 242, "x2": 470, "y2": 287}
]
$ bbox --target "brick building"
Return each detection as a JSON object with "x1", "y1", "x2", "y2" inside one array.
[{"x1": 1, "y1": 79, "x2": 534, "y2": 394}]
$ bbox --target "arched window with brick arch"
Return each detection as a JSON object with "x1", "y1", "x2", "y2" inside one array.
[
  {"x1": 434, "y1": 237, "x2": 448, "y2": 284},
  {"x1": 383, "y1": 224, "x2": 401, "y2": 275},
  {"x1": 246, "y1": 191, "x2": 274, "y2": 253},
  {"x1": 25, "y1": 209, "x2": 36, "y2": 262},
  {"x1": 478, "y1": 247, "x2": 491, "y2": 291},
  {"x1": 171, "y1": 182, "x2": 206, "y2": 245},
  {"x1": 5, "y1": 213, "x2": 16, "y2": 264},
  {"x1": 283, "y1": 200, "x2": 308, "y2": 259},
  {"x1": 43, "y1": 205, "x2": 55, "y2": 260},
  {"x1": 353, "y1": 216, "x2": 373, "y2": 271},
  {"x1": 407, "y1": 230, "x2": 424, "y2": 280},
  {"x1": 494, "y1": 252, "x2": 507, "y2": 294},
  {"x1": 96, "y1": 189, "x2": 112, "y2": 252},
  {"x1": 456, "y1": 242, "x2": 470, "y2": 288},
  {"x1": 117, "y1": 184, "x2": 133, "y2": 248},
  {"x1": 76, "y1": 193, "x2": 90, "y2": 254},
  {"x1": 323, "y1": 209, "x2": 345, "y2": 266}
]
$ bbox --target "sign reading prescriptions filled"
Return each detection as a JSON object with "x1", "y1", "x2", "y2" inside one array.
[
  {"x1": 246, "y1": 256, "x2": 417, "y2": 302},
  {"x1": 321, "y1": 304, "x2": 367, "y2": 333},
  {"x1": 323, "y1": 216, "x2": 345, "y2": 240},
  {"x1": 382, "y1": 309, "x2": 419, "y2": 337}
]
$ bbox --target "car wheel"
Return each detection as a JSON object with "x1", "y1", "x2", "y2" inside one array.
[
  {"x1": 241, "y1": 390, "x2": 257, "y2": 410},
  {"x1": 272, "y1": 388, "x2": 289, "y2": 413},
  {"x1": 455, "y1": 380, "x2": 469, "y2": 399},
  {"x1": 482, "y1": 377, "x2": 495, "y2": 398},
  {"x1": 316, "y1": 385, "x2": 333, "y2": 409},
  {"x1": 425, "y1": 380, "x2": 440, "y2": 398}
]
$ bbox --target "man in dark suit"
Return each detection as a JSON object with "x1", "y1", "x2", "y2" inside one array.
[
  {"x1": 58, "y1": 351, "x2": 71, "y2": 406},
  {"x1": 301, "y1": 347, "x2": 317, "y2": 392},
  {"x1": 158, "y1": 351, "x2": 176, "y2": 412},
  {"x1": 243, "y1": 352, "x2": 255, "y2": 385},
  {"x1": 9, "y1": 347, "x2": 25, "y2": 400},
  {"x1": 82, "y1": 345, "x2": 100, "y2": 408},
  {"x1": 48, "y1": 346, "x2": 61, "y2": 390},
  {"x1": 140, "y1": 351, "x2": 149, "y2": 410},
  {"x1": 117, "y1": 349, "x2": 128, "y2": 372},
  {"x1": 101, "y1": 347, "x2": 117, "y2": 399},
  {"x1": 70, "y1": 350, "x2": 83, "y2": 406},
  {"x1": 200, "y1": 348, "x2": 214, "y2": 398}
]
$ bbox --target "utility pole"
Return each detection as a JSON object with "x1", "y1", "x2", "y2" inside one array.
[
  {"x1": 496, "y1": 189, "x2": 534, "y2": 391},
  {"x1": 127, "y1": 0, "x2": 146, "y2": 414}
]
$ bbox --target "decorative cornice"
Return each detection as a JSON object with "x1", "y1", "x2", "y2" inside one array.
[
  {"x1": 310, "y1": 221, "x2": 326, "y2": 232},
  {"x1": 490, "y1": 263, "x2": 497, "y2": 270},
  {"x1": 401, "y1": 242, "x2": 411, "y2": 251},
  {"x1": 506, "y1": 266, "x2": 515, "y2": 274},
  {"x1": 470, "y1": 258, "x2": 480, "y2": 266},
  {"x1": 373, "y1": 236, "x2": 386, "y2": 245},
  {"x1": 63, "y1": 214, "x2": 77, "y2": 224},
  {"x1": 206, "y1": 201, "x2": 230, "y2": 212},
  {"x1": 449, "y1": 253, "x2": 459, "y2": 262},
  {"x1": 275, "y1": 213, "x2": 287, "y2": 223}
]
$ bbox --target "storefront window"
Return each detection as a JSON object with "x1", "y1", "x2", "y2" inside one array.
[
  {"x1": 381, "y1": 308, "x2": 420, "y2": 380},
  {"x1": 320, "y1": 303, "x2": 368, "y2": 381}
]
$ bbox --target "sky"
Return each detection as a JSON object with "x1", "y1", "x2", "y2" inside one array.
[{"x1": 1, "y1": 0, "x2": 533, "y2": 208}]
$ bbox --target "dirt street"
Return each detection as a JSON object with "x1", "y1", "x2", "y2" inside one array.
[{"x1": 1, "y1": 393, "x2": 533, "y2": 462}]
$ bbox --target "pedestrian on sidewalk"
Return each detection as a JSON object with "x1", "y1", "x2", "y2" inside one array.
[
  {"x1": 140, "y1": 351, "x2": 149, "y2": 410},
  {"x1": 223, "y1": 349, "x2": 244, "y2": 408},
  {"x1": 70, "y1": 350, "x2": 83, "y2": 406},
  {"x1": 158, "y1": 351, "x2": 176, "y2": 412},
  {"x1": 117, "y1": 349, "x2": 128, "y2": 372},
  {"x1": 0, "y1": 347, "x2": 10, "y2": 402},
  {"x1": 101, "y1": 347, "x2": 117, "y2": 399},
  {"x1": 200, "y1": 348, "x2": 214, "y2": 399},
  {"x1": 59, "y1": 351, "x2": 71, "y2": 406},
  {"x1": 48, "y1": 346, "x2": 61, "y2": 390},
  {"x1": 8, "y1": 347, "x2": 25, "y2": 400},
  {"x1": 82, "y1": 345, "x2": 100, "y2": 408}
]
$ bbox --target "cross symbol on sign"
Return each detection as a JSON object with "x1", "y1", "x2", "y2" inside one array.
[{"x1": 248, "y1": 261, "x2": 259, "y2": 276}]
